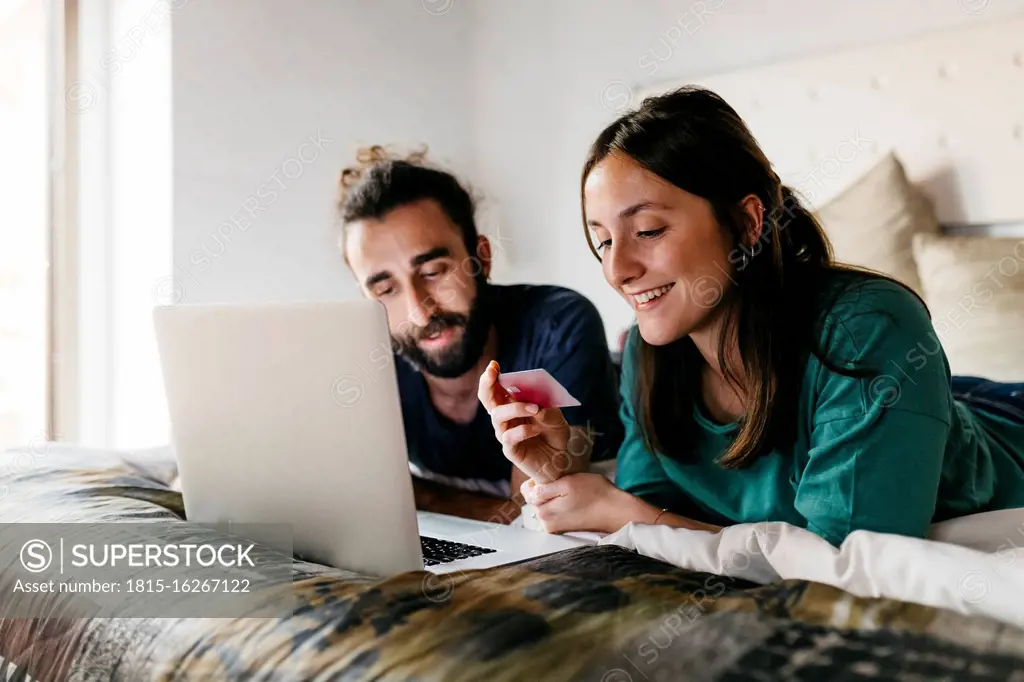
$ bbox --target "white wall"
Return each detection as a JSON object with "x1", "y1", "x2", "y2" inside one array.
[
  {"x1": 172, "y1": 0, "x2": 1024, "y2": 345},
  {"x1": 172, "y1": 0, "x2": 475, "y2": 304},
  {"x1": 469, "y1": 0, "x2": 1024, "y2": 344},
  {"x1": 0, "y1": 0, "x2": 47, "y2": 450}
]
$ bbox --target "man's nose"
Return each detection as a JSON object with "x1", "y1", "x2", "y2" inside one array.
[{"x1": 404, "y1": 282, "x2": 436, "y2": 327}]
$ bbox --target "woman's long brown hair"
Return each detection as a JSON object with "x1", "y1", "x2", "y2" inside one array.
[{"x1": 581, "y1": 86, "x2": 912, "y2": 469}]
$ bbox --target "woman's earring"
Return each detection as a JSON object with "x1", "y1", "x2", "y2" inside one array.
[{"x1": 740, "y1": 251, "x2": 750, "y2": 271}]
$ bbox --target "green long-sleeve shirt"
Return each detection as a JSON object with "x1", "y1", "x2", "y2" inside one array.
[{"x1": 615, "y1": 275, "x2": 1024, "y2": 546}]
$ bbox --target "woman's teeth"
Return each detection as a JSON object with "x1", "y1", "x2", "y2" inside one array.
[{"x1": 632, "y1": 284, "x2": 674, "y2": 305}]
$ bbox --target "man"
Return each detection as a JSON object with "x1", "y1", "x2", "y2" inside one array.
[{"x1": 338, "y1": 149, "x2": 623, "y2": 522}]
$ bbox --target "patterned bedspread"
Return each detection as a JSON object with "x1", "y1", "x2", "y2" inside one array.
[{"x1": 3, "y1": 446, "x2": 1024, "y2": 681}]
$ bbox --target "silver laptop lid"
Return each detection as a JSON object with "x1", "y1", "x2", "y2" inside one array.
[{"x1": 153, "y1": 299, "x2": 422, "y2": 575}]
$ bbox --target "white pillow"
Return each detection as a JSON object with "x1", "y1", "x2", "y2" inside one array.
[
  {"x1": 816, "y1": 152, "x2": 940, "y2": 294},
  {"x1": 912, "y1": 233, "x2": 1024, "y2": 381},
  {"x1": 929, "y1": 508, "x2": 1024, "y2": 553}
]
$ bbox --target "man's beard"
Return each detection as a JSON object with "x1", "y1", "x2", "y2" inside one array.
[{"x1": 392, "y1": 280, "x2": 493, "y2": 379}]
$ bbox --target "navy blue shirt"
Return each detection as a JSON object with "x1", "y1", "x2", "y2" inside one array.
[{"x1": 396, "y1": 284, "x2": 624, "y2": 496}]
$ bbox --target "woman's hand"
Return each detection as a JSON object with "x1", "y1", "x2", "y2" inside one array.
[
  {"x1": 521, "y1": 472, "x2": 638, "y2": 534},
  {"x1": 523, "y1": 471, "x2": 726, "y2": 536},
  {"x1": 478, "y1": 360, "x2": 571, "y2": 484}
]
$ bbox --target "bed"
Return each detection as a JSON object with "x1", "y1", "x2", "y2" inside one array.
[
  {"x1": 4, "y1": 446, "x2": 1024, "y2": 681},
  {"x1": 5, "y1": 14, "x2": 1024, "y2": 682}
]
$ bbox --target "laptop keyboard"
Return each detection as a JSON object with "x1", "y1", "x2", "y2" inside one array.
[{"x1": 420, "y1": 536, "x2": 497, "y2": 566}]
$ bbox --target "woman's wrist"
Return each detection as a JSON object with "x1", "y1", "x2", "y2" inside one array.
[
  {"x1": 599, "y1": 487, "x2": 722, "y2": 533},
  {"x1": 600, "y1": 486, "x2": 661, "y2": 533}
]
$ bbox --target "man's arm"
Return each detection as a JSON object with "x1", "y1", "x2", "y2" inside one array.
[{"x1": 413, "y1": 468, "x2": 529, "y2": 524}]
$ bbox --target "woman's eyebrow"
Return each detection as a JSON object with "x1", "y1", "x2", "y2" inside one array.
[
  {"x1": 619, "y1": 201, "x2": 668, "y2": 219},
  {"x1": 587, "y1": 201, "x2": 669, "y2": 228}
]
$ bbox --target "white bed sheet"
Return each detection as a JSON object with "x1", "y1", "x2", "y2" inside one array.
[{"x1": 601, "y1": 510, "x2": 1024, "y2": 630}]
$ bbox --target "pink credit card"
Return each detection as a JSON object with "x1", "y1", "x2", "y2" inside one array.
[{"x1": 497, "y1": 369, "x2": 581, "y2": 409}]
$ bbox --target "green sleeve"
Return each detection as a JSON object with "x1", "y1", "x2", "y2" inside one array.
[
  {"x1": 795, "y1": 282, "x2": 953, "y2": 546},
  {"x1": 614, "y1": 327, "x2": 682, "y2": 510}
]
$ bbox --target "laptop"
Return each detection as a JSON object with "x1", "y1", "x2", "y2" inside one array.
[{"x1": 153, "y1": 299, "x2": 589, "y2": 576}]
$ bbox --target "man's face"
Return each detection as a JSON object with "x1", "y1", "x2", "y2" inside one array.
[{"x1": 345, "y1": 199, "x2": 492, "y2": 378}]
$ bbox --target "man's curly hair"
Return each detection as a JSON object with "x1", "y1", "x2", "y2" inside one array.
[{"x1": 337, "y1": 145, "x2": 479, "y2": 265}]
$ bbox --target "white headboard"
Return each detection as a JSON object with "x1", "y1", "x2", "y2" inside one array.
[{"x1": 641, "y1": 15, "x2": 1024, "y2": 233}]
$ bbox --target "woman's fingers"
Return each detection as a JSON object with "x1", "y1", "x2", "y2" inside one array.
[
  {"x1": 501, "y1": 423, "x2": 541, "y2": 448},
  {"x1": 490, "y1": 401, "x2": 539, "y2": 429},
  {"x1": 521, "y1": 477, "x2": 565, "y2": 506},
  {"x1": 529, "y1": 482, "x2": 565, "y2": 506},
  {"x1": 519, "y1": 478, "x2": 536, "y2": 499},
  {"x1": 533, "y1": 407, "x2": 568, "y2": 430},
  {"x1": 477, "y1": 360, "x2": 503, "y2": 413}
]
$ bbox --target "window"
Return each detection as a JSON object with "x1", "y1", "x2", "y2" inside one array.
[
  {"x1": 69, "y1": 0, "x2": 174, "y2": 449},
  {"x1": 0, "y1": 0, "x2": 49, "y2": 451},
  {"x1": 1, "y1": 0, "x2": 173, "y2": 452}
]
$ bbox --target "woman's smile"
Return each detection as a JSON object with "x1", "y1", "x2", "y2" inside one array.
[{"x1": 625, "y1": 283, "x2": 675, "y2": 311}]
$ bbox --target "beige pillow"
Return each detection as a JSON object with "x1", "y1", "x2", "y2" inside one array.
[
  {"x1": 816, "y1": 152, "x2": 939, "y2": 294},
  {"x1": 912, "y1": 233, "x2": 1024, "y2": 381}
]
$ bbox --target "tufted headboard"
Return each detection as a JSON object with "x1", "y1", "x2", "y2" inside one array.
[{"x1": 640, "y1": 14, "x2": 1024, "y2": 236}]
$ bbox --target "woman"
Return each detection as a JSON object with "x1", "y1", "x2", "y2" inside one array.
[{"x1": 477, "y1": 86, "x2": 1024, "y2": 547}]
